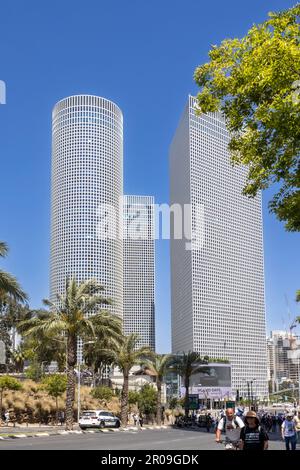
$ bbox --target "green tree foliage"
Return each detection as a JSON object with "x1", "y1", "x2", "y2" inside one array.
[
  {"x1": 194, "y1": 5, "x2": 300, "y2": 231},
  {"x1": 137, "y1": 384, "x2": 157, "y2": 418},
  {"x1": 41, "y1": 374, "x2": 67, "y2": 424},
  {"x1": 168, "y1": 397, "x2": 179, "y2": 409},
  {"x1": 101, "y1": 333, "x2": 153, "y2": 426},
  {"x1": 0, "y1": 242, "x2": 27, "y2": 302},
  {"x1": 12, "y1": 345, "x2": 28, "y2": 373},
  {"x1": 21, "y1": 312, "x2": 67, "y2": 373},
  {"x1": 84, "y1": 336, "x2": 119, "y2": 386},
  {"x1": 128, "y1": 390, "x2": 140, "y2": 405},
  {"x1": 170, "y1": 352, "x2": 209, "y2": 417},
  {"x1": 142, "y1": 354, "x2": 172, "y2": 425},
  {"x1": 0, "y1": 297, "x2": 31, "y2": 368},
  {"x1": 25, "y1": 361, "x2": 44, "y2": 381},
  {"x1": 90, "y1": 385, "x2": 113, "y2": 402},
  {"x1": 0, "y1": 375, "x2": 22, "y2": 420},
  {"x1": 42, "y1": 374, "x2": 67, "y2": 398},
  {"x1": 19, "y1": 278, "x2": 122, "y2": 430}
]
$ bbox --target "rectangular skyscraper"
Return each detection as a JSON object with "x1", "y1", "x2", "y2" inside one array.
[
  {"x1": 123, "y1": 195, "x2": 155, "y2": 350},
  {"x1": 170, "y1": 96, "x2": 268, "y2": 398}
]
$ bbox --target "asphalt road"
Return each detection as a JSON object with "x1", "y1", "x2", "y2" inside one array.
[{"x1": 0, "y1": 428, "x2": 292, "y2": 450}]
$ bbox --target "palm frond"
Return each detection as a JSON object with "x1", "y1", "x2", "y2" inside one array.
[
  {"x1": 0, "y1": 242, "x2": 8, "y2": 258},
  {"x1": 142, "y1": 354, "x2": 172, "y2": 378},
  {"x1": 0, "y1": 270, "x2": 28, "y2": 302},
  {"x1": 42, "y1": 298, "x2": 60, "y2": 312}
]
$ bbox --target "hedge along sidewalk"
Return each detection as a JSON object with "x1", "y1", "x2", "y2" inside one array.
[{"x1": 0, "y1": 425, "x2": 171, "y2": 440}]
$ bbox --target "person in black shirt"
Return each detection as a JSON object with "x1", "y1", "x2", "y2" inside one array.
[{"x1": 240, "y1": 411, "x2": 269, "y2": 450}]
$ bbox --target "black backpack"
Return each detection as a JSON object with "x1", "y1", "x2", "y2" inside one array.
[{"x1": 221, "y1": 415, "x2": 242, "y2": 432}]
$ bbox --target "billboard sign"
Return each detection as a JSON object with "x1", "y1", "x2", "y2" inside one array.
[
  {"x1": 180, "y1": 363, "x2": 233, "y2": 400},
  {"x1": 188, "y1": 394, "x2": 199, "y2": 410}
]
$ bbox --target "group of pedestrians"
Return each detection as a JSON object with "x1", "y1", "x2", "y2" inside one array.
[
  {"x1": 259, "y1": 410, "x2": 300, "y2": 450},
  {"x1": 260, "y1": 413, "x2": 283, "y2": 432},
  {"x1": 215, "y1": 407, "x2": 300, "y2": 450},
  {"x1": 132, "y1": 412, "x2": 143, "y2": 427},
  {"x1": 215, "y1": 408, "x2": 268, "y2": 450}
]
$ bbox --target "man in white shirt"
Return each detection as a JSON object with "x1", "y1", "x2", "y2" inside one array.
[{"x1": 216, "y1": 408, "x2": 244, "y2": 447}]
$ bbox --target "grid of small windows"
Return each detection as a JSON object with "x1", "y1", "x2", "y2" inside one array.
[
  {"x1": 50, "y1": 95, "x2": 123, "y2": 324},
  {"x1": 169, "y1": 104, "x2": 194, "y2": 352},
  {"x1": 123, "y1": 195, "x2": 155, "y2": 350},
  {"x1": 170, "y1": 96, "x2": 268, "y2": 399}
]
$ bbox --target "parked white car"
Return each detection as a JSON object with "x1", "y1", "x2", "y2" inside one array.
[{"x1": 79, "y1": 410, "x2": 121, "y2": 430}]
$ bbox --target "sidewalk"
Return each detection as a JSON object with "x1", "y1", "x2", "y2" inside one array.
[{"x1": 0, "y1": 423, "x2": 172, "y2": 440}]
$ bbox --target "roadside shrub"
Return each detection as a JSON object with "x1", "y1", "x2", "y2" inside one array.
[{"x1": 90, "y1": 385, "x2": 113, "y2": 401}]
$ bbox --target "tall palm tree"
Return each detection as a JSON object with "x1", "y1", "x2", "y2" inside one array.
[
  {"x1": 142, "y1": 354, "x2": 172, "y2": 425},
  {"x1": 84, "y1": 336, "x2": 120, "y2": 386},
  {"x1": 0, "y1": 242, "x2": 27, "y2": 302},
  {"x1": 170, "y1": 351, "x2": 209, "y2": 418},
  {"x1": 104, "y1": 333, "x2": 153, "y2": 427},
  {"x1": 12, "y1": 346, "x2": 27, "y2": 373},
  {"x1": 19, "y1": 278, "x2": 122, "y2": 430}
]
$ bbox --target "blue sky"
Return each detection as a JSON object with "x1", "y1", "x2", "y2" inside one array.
[{"x1": 0, "y1": 0, "x2": 299, "y2": 352}]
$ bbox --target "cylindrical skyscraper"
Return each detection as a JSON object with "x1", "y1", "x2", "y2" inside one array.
[{"x1": 50, "y1": 95, "x2": 123, "y2": 319}]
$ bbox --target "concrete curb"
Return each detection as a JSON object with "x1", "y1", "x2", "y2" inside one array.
[{"x1": 0, "y1": 425, "x2": 171, "y2": 441}]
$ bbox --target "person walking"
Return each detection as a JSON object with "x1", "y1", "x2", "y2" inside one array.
[
  {"x1": 271, "y1": 414, "x2": 277, "y2": 433},
  {"x1": 281, "y1": 412, "x2": 297, "y2": 450},
  {"x1": 240, "y1": 411, "x2": 269, "y2": 450},
  {"x1": 205, "y1": 413, "x2": 212, "y2": 432},
  {"x1": 294, "y1": 412, "x2": 300, "y2": 445}
]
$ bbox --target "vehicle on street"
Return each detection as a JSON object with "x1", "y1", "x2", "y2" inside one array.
[{"x1": 79, "y1": 410, "x2": 121, "y2": 430}]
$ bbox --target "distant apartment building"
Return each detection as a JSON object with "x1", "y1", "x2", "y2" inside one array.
[{"x1": 267, "y1": 330, "x2": 300, "y2": 391}]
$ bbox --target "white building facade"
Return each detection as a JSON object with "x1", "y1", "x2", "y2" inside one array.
[
  {"x1": 50, "y1": 95, "x2": 123, "y2": 320},
  {"x1": 123, "y1": 195, "x2": 155, "y2": 350},
  {"x1": 170, "y1": 96, "x2": 268, "y2": 399}
]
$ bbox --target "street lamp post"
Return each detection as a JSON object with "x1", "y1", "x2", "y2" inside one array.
[
  {"x1": 247, "y1": 381, "x2": 250, "y2": 407},
  {"x1": 77, "y1": 341, "x2": 95, "y2": 423}
]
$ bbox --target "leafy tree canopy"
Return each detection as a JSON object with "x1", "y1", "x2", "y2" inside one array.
[
  {"x1": 0, "y1": 375, "x2": 22, "y2": 391},
  {"x1": 41, "y1": 374, "x2": 67, "y2": 398},
  {"x1": 194, "y1": 5, "x2": 300, "y2": 231},
  {"x1": 137, "y1": 384, "x2": 157, "y2": 416},
  {"x1": 90, "y1": 385, "x2": 113, "y2": 401}
]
